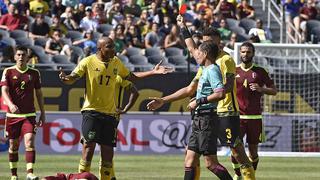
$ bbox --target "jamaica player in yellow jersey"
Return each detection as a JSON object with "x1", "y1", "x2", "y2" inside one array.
[
  {"x1": 148, "y1": 15, "x2": 255, "y2": 180},
  {"x1": 59, "y1": 37, "x2": 172, "y2": 180}
]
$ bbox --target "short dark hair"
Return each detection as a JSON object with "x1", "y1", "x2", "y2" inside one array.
[
  {"x1": 202, "y1": 27, "x2": 221, "y2": 39},
  {"x1": 199, "y1": 41, "x2": 219, "y2": 61},
  {"x1": 240, "y1": 41, "x2": 255, "y2": 53},
  {"x1": 15, "y1": 46, "x2": 28, "y2": 53}
]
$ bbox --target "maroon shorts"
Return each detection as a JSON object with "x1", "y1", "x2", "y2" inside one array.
[
  {"x1": 240, "y1": 119, "x2": 262, "y2": 144},
  {"x1": 5, "y1": 116, "x2": 37, "y2": 139}
]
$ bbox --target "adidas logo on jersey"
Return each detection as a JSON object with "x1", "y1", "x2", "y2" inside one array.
[
  {"x1": 13, "y1": 76, "x2": 18, "y2": 80},
  {"x1": 236, "y1": 74, "x2": 240, "y2": 78}
]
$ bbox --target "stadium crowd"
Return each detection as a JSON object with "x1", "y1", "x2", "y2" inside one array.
[{"x1": 0, "y1": 0, "x2": 319, "y2": 70}]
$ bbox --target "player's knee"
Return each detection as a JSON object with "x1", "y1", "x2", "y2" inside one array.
[{"x1": 203, "y1": 156, "x2": 219, "y2": 169}]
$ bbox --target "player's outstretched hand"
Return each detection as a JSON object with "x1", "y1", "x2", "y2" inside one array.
[
  {"x1": 59, "y1": 67, "x2": 70, "y2": 81},
  {"x1": 147, "y1": 97, "x2": 164, "y2": 111},
  {"x1": 187, "y1": 99, "x2": 197, "y2": 111},
  {"x1": 153, "y1": 60, "x2": 174, "y2": 74}
]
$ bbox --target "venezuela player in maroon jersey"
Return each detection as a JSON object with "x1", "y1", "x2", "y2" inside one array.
[
  {"x1": 42, "y1": 172, "x2": 98, "y2": 180},
  {"x1": 1, "y1": 46, "x2": 45, "y2": 180},
  {"x1": 232, "y1": 42, "x2": 277, "y2": 178}
]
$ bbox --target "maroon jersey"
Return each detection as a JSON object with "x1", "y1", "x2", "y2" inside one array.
[
  {"x1": 236, "y1": 64, "x2": 274, "y2": 115},
  {"x1": 43, "y1": 172, "x2": 98, "y2": 180},
  {"x1": 0, "y1": 66, "x2": 41, "y2": 115}
]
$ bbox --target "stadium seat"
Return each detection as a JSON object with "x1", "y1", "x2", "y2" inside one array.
[
  {"x1": 15, "y1": 37, "x2": 34, "y2": 47},
  {"x1": 310, "y1": 27, "x2": 320, "y2": 43},
  {"x1": 0, "y1": 29, "x2": 10, "y2": 38},
  {"x1": 147, "y1": 55, "x2": 168, "y2": 65},
  {"x1": 38, "y1": 53, "x2": 52, "y2": 63},
  {"x1": 66, "y1": 31, "x2": 83, "y2": 42},
  {"x1": 230, "y1": 26, "x2": 246, "y2": 35},
  {"x1": 10, "y1": 29, "x2": 28, "y2": 39},
  {"x1": 145, "y1": 47, "x2": 162, "y2": 57},
  {"x1": 97, "y1": 24, "x2": 113, "y2": 34},
  {"x1": 126, "y1": 47, "x2": 142, "y2": 57},
  {"x1": 226, "y1": 18, "x2": 240, "y2": 29},
  {"x1": 164, "y1": 47, "x2": 184, "y2": 57},
  {"x1": 118, "y1": 54, "x2": 129, "y2": 63},
  {"x1": 70, "y1": 46, "x2": 85, "y2": 63},
  {"x1": 129, "y1": 54, "x2": 148, "y2": 65},
  {"x1": 60, "y1": 37, "x2": 72, "y2": 46},
  {"x1": 124, "y1": 62, "x2": 135, "y2": 72},
  {"x1": 175, "y1": 63, "x2": 197, "y2": 72},
  {"x1": 168, "y1": 55, "x2": 188, "y2": 65},
  {"x1": 52, "y1": 55, "x2": 75, "y2": 70},
  {"x1": 93, "y1": 31, "x2": 102, "y2": 41},
  {"x1": 34, "y1": 37, "x2": 48, "y2": 47},
  {"x1": 239, "y1": 18, "x2": 256, "y2": 33},
  {"x1": 29, "y1": 45, "x2": 46, "y2": 57},
  {"x1": 236, "y1": 33, "x2": 250, "y2": 42},
  {"x1": 2, "y1": 37, "x2": 16, "y2": 46}
]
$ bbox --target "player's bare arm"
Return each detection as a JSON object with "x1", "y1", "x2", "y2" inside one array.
[
  {"x1": 1, "y1": 85, "x2": 18, "y2": 113},
  {"x1": 187, "y1": 90, "x2": 225, "y2": 111},
  {"x1": 35, "y1": 88, "x2": 46, "y2": 127},
  {"x1": 59, "y1": 67, "x2": 81, "y2": 85},
  {"x1": 127, "y1": 60, "x2": 173, "y2": 81},
  {"x1": 117, "y1": 84, "x2": 140, "y2": 114},
  {"x1": 177, "y1": 15, "x2": 198, "y2": 56},
  {"x1": 147, "y1": 80, "x2": 198, "y2": 111},
  {"x1": 249, "y1": 83, "x2": 277, "y2": 95},
  {"x1": 225, "y1": 73, "x2": 235, "y2": 93}
]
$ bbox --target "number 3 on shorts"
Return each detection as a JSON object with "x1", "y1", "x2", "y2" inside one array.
[{"x1": 226, "y1": 128, "x2": 232, "y2": 139}]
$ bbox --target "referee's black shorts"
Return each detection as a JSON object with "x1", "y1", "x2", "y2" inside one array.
[{"x1": 81, "y1": 110, "x2": 118, "y2": 147}]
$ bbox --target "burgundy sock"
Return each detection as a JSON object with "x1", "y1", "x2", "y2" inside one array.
[
  {"x1": 184, "y1": 166, "x2": 195, "y2": 180},
  {"x1": 208, "y1": 163, "x2": 233, "y2": 180},
  {"x1": 9, "y1": 152, "x2": 18, "y2": 176}
]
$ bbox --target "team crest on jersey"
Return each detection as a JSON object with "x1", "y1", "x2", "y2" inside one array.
[
  {"x1": 13, "y1": 76, "x2": 18, "y2": 80},
  {"x1": 28, "y1": 75, "x2": 32, "y2": 81},
  {"x1": 88, "y1": 131, "x2": 96, "y2": 140},
  {"x1": 113, "y1": 68, "x2": 117, "y2": 75},
  {"x1": 252, "y1": 72, "x2": 257, "y2": 79}
]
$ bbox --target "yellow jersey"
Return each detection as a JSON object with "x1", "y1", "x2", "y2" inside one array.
[
  {"x1": 193, "y1": 51, "x2": 239, "y2": 114},
  {"x1": 72, "y1": 55, "x2": 130, "y2": 114}
]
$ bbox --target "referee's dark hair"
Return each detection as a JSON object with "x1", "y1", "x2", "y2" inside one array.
[
  {"x1": 199, "y1": 41, "x2": 219, "y2": 61},
  {"x1": 15, "y1": 45, "x2": 28, "y2": 53},
  {"x1": 240, "y1": 41, "x2": 255, "y2": 53},
  {"x1": 202, "y1": 27, "x2": 221, "y2": 39}
]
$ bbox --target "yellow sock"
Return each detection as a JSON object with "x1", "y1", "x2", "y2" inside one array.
[
  {"x1": 99, "y1": 160, "x2": 112, "y2": 180},
  {"x1": 110, "y1": 160, "x2": 115, "y2": 179},
  {"x1": 240, "y1": 165, "x2": 256, "y2": 180},
  {"x1": 78, "y1": 159, "x2": 91, "y2": 172}
]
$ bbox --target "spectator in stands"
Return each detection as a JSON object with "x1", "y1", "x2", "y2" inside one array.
[
  {"x1": 0, "y1": 33, "x2": 9, "y2": 62},
  {"x1": 62, "y1": 0, "x2": 79, "y2": 8},
  {"x1": 192, "y1": 9, "x2": 210, "y2": 33},
  {"x1": 108, "y1": 29, "x2": 126, "y2": 55},
  {"x1": 72, "y1": 30, "x2": 97, "y2": 56},
  {"x1": 0, "y1": 3, "x2": 28, "y2": 31},
  {"x1": 126, "y1": 25, "x2": 144, "y2": 48},
  {"x1": 249, "y1": 34, "x2": 261, "y2": 43},
  {"x1": 299, "y1": 0, "x2": 318, "y2": 41},
  {"x1": 27, "y1": 48, "x2": 39, "y2": 68},
  {"x1": 124, "y1": 14, "x2": 135, "y2": 34},
  {"x1": 159, "y1": 14, "x2": 173, "y2": 38},
  {"x1": 50, "y1": 15, "x2": 68, "y2": 36},
  {"x1": 136, "y1": 9, "x2": 150, "y2": 36},
  {"x1": 61, "y1": 7, "x2": 80, "y2": 31},
  {"x1": 51, "y1": 0, "x2": 66, "y2": 17},
  {"x1": 16, "y1": 0, "x2": 30, "y2": 16},
  {"x1": 282, "y1": 0, "x2": 304, "y2": 41},
  {"x1": 29, "y1": 0, "x2": 49, "y2": 16},
  {"x1": 148, "y1": 2, "x2": 163, "y2": 25},
  {"x1": 0, "y1": 0, "x2": 8, "y2": 16},
  {"x1": 74, "y1": 3, "x2": 86, "y2": 25},
  {"x1": 124, "y1": 0, "x2": 141, "y2": 17},
  {"x1": 29, "y1": 14, "x2": 50, "y2": 40},
  {"x1": 106, "y1": 1, "x2": 124, "y2": 26},
  {"x1": 145, "y1": 22, "x2": 161, "y2": 48},
  {"x1": 164, "y1": 24, "x2": 184, "y2": 49},
  {"x1": 236, "y1": 0, "x2": 255, "y2": 19},
  {"x1": 115, "y1": 23, "x2": 127, "y2": 45},
  {"x1": 80, "y1": 6, "x2": 99, "y2": 32},
  {"x1": 225, "y1": 32, "x2": 237, "y2": 50},
  {"x1": 248, "y1": 18, "x2": 273, "y2": 42},
  {"x1": 216, "y1": 0, "x2": 236, "y2": 19},
  {"x1": 93, "y1": 3, "x2": 108, "y2": 24},
  {"x1": 217, "y1": 18, "x2": 232, "y2": 41},
  {"x1": 80, "y1": 0, "x2": 95, "y2": 6},
  {"x1": 45, "y1": 29, "x2": 72, "y2": 56}
]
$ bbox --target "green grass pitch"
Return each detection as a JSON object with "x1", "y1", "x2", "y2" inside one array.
[{"x1": 0, "y1": 155, "x2": 320, "y2": 179}]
